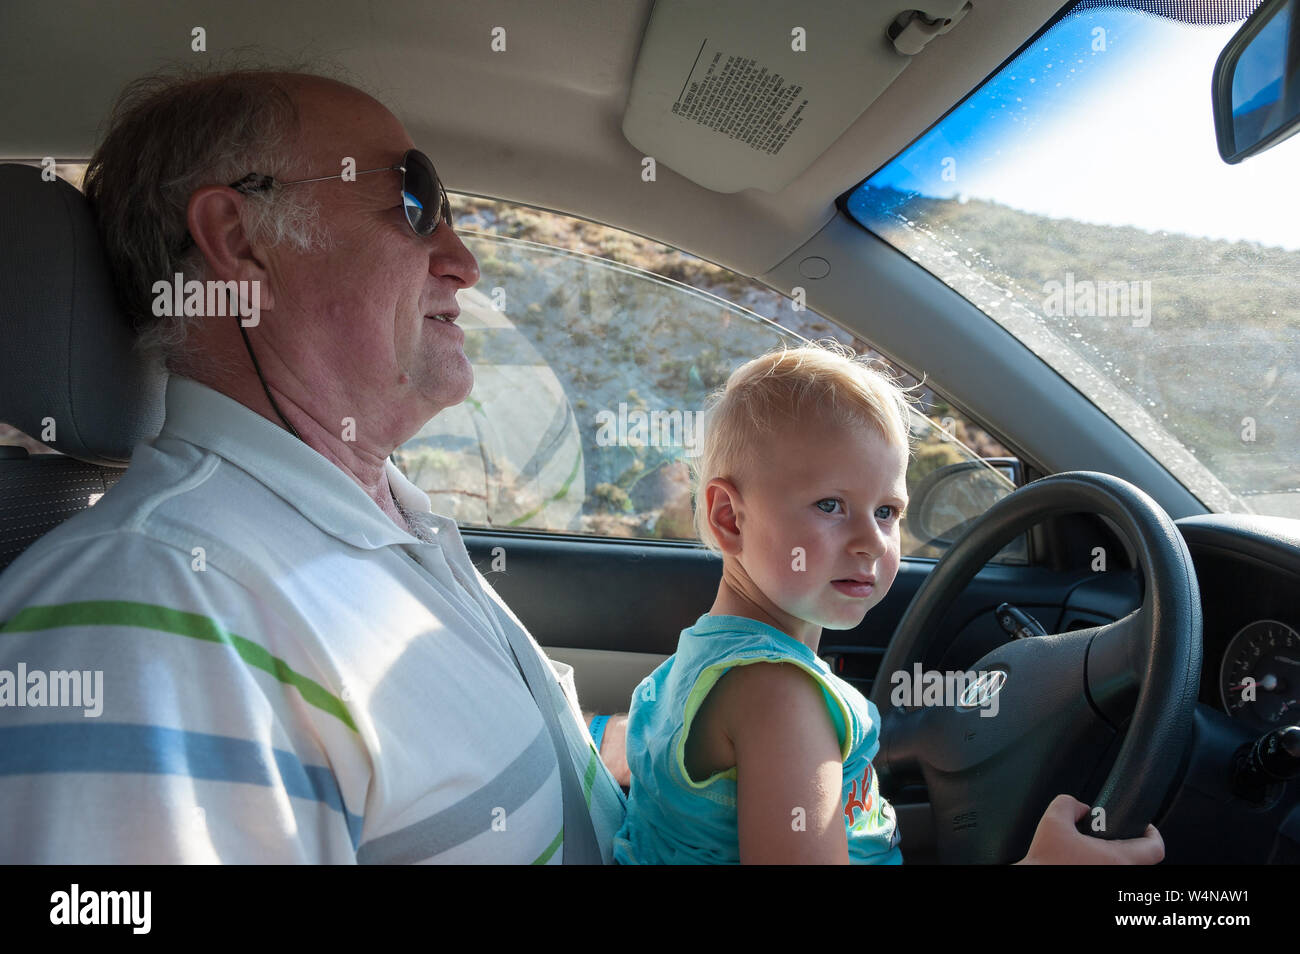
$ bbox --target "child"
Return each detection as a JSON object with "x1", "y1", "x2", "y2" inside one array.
[{"x1": 612, "y1": 343, "x2": 1165, "y2": 865}]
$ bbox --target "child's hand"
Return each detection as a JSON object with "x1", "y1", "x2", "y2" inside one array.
[{"x1": 1017, "y1": 793, "x2": 1164, "y2": 865}]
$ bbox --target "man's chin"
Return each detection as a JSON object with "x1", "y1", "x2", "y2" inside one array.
[
  {"x1": 436, "y1": 360, "x2": 475, "y2": 410},
  {"x1": 451, "y1": 359, "x2": 474, "y2": 403}
]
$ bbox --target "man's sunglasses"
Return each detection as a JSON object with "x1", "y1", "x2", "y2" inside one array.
[
  {"x1": 178, "y1": 148, "x2": 452, "y2": 252},
  {"x1": 231, "y1": 148, "x2": 452, "y2": 236}
]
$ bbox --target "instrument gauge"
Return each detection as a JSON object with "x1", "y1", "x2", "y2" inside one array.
[{"x1": 1219, "y1": 619, "x2": 1300, "y2": 732}]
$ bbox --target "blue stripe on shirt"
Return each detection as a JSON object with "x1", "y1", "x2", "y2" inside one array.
[{"x1": 0, "y1": 722, "x2": 364, "y2": 849}]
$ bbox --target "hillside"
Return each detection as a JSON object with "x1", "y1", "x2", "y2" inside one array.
[{"x1": 853, "y1": 186, "x2": 1300, "y2": 509}]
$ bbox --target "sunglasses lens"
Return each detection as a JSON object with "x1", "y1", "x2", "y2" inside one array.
[{"x1": 401, "y1": 149, "x2": 444, "y2": 236}]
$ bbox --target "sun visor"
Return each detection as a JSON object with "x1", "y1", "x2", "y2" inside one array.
[{"x1": 623, "y1": 0, "x2": 972, "y2": 193}]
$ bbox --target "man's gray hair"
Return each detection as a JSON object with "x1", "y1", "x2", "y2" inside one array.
[{"x1": 83, "y1": 67, "x2": 332, "y2": 371}]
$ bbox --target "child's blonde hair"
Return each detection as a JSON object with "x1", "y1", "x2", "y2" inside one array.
[{"x1": 691, "y1": 341, "x2": 921, "y2": 553}]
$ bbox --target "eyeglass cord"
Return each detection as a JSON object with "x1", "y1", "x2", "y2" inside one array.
[
  {"x1": 234, "y1": 312, "x2": 410, "y2": 524},
  {"x1": 237, "y1": 315, "x2": 304, "y2": 444}
]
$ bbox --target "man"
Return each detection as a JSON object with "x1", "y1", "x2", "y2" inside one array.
[{"x1": 0, "y1": 68, "x2": 627, "y2": 863}]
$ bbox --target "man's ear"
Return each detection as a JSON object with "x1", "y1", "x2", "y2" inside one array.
[
  {"x1": 185, "y1": 185, "x2": 276, "y2": 311},
  {"x1": 705, "y1": 478, "x2": 744, "y2": 556}
]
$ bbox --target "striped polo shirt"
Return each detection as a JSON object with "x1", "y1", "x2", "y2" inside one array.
[{"x1": 0, "y1": 374, "x2": 626, "y2": 863}]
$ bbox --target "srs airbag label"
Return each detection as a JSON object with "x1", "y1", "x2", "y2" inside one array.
[{"x1": 671, "y1": 42, "x2": 808, "y2": 155}]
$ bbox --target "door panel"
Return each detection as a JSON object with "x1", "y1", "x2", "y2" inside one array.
[{"x1": 463, "y1": 530, "x2": 1141, "y2": 703}]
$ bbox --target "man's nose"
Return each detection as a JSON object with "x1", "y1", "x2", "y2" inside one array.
[{"x1": 430, "y1": 223, "x2": 480, "y2": 289}]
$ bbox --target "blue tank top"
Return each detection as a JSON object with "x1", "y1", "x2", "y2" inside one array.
[{"x1": 614, "y1": 614, "x2": 902, "y2": 864}]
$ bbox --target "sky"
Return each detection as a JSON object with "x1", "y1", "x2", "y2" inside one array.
[{"x1": 861, "y1": 8, "x2": 1300, "y2": 251}]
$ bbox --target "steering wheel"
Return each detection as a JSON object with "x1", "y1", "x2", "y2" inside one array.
[{"x1": 868, "y1": 471, "x2": 1202, "y2": 864}]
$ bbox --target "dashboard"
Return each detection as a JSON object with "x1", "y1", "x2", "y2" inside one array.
[
  {"x1": 1180, "y1": 514, "x2": 1300, "y2": 732},
  {"x1": 870, "y1": 510, "x2": 1300, "y2": 863}
]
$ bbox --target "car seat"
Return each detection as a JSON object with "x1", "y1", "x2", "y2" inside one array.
[{"x1": 0, "y1": 162, "x2": 166, "y2": 574}]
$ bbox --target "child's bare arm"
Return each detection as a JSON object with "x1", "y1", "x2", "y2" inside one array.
[{"x1": 716, "y1": 662, "x2": 849, "y2": 864}]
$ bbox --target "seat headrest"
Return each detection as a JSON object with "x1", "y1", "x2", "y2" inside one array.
[{"x1": 0, "y1": 163, "x2": 166, "y2": 465}]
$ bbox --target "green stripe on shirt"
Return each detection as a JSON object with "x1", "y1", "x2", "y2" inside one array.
[
  {"x1": 528, "y1": 751, "x2": 602, "y2": 862},
  {"x1": 531, "y1": 826, "x2": 564, "y2": 865},
  {"x1": 0, "y1": 600, "x2": 357, "y2": 732},
  {"x1": 582, "y1": 748, "x2": 600, "y2": 808}
]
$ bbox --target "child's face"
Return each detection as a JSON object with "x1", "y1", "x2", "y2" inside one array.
[{"x1": 731, "y1": 416, "x2": 909, "y2": 633}]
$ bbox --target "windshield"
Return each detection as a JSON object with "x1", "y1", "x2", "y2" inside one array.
[{"x1": 846, "y1": 0, "x2": 1300, "y2": 518}]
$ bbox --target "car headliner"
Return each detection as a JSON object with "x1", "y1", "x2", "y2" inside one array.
[{"x1": 2, "y1": 0, "x2": 1064, "y2": 277}]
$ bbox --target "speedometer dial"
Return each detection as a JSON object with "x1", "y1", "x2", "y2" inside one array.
[{"x1": 1219, "y1": 619, "x2": 1300, "y2": 732}]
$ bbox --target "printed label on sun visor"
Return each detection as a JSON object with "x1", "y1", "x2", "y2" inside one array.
[{"x1": 671, "y1": 43, "x2": 808, "y2": 155}]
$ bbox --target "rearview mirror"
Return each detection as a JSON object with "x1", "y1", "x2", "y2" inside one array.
[{"x1": 1213, "y1": 0, "x2": 1300, "y2": 163}]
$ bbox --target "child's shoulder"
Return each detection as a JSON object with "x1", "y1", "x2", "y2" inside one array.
[
  {"x1": 712, "y1": 658, "x2": 834, "y2": 715},
  {"x1": 679, "y1": 614, "x2": 829, "y2": 706}
]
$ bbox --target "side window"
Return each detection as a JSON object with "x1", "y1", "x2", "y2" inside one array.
[{"x1": 396, "y1": 197, "x2": 1026, "y2": 563}]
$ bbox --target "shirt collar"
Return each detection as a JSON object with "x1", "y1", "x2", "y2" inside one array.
[{"x1": 156, "y1": 373, "x2": 434, "y2": 550}]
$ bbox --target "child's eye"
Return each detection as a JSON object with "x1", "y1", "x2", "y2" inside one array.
[
  {"x1": 815, "y1": 498, "x2": 843, "y2": 514},
  {"x1": 876, "y1": 505, "x2": 902, "y2": 521}
]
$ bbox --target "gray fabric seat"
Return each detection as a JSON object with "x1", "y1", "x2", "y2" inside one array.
[{"x1": 0, "y1": 162, "x2": 166, "y2": 575}]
